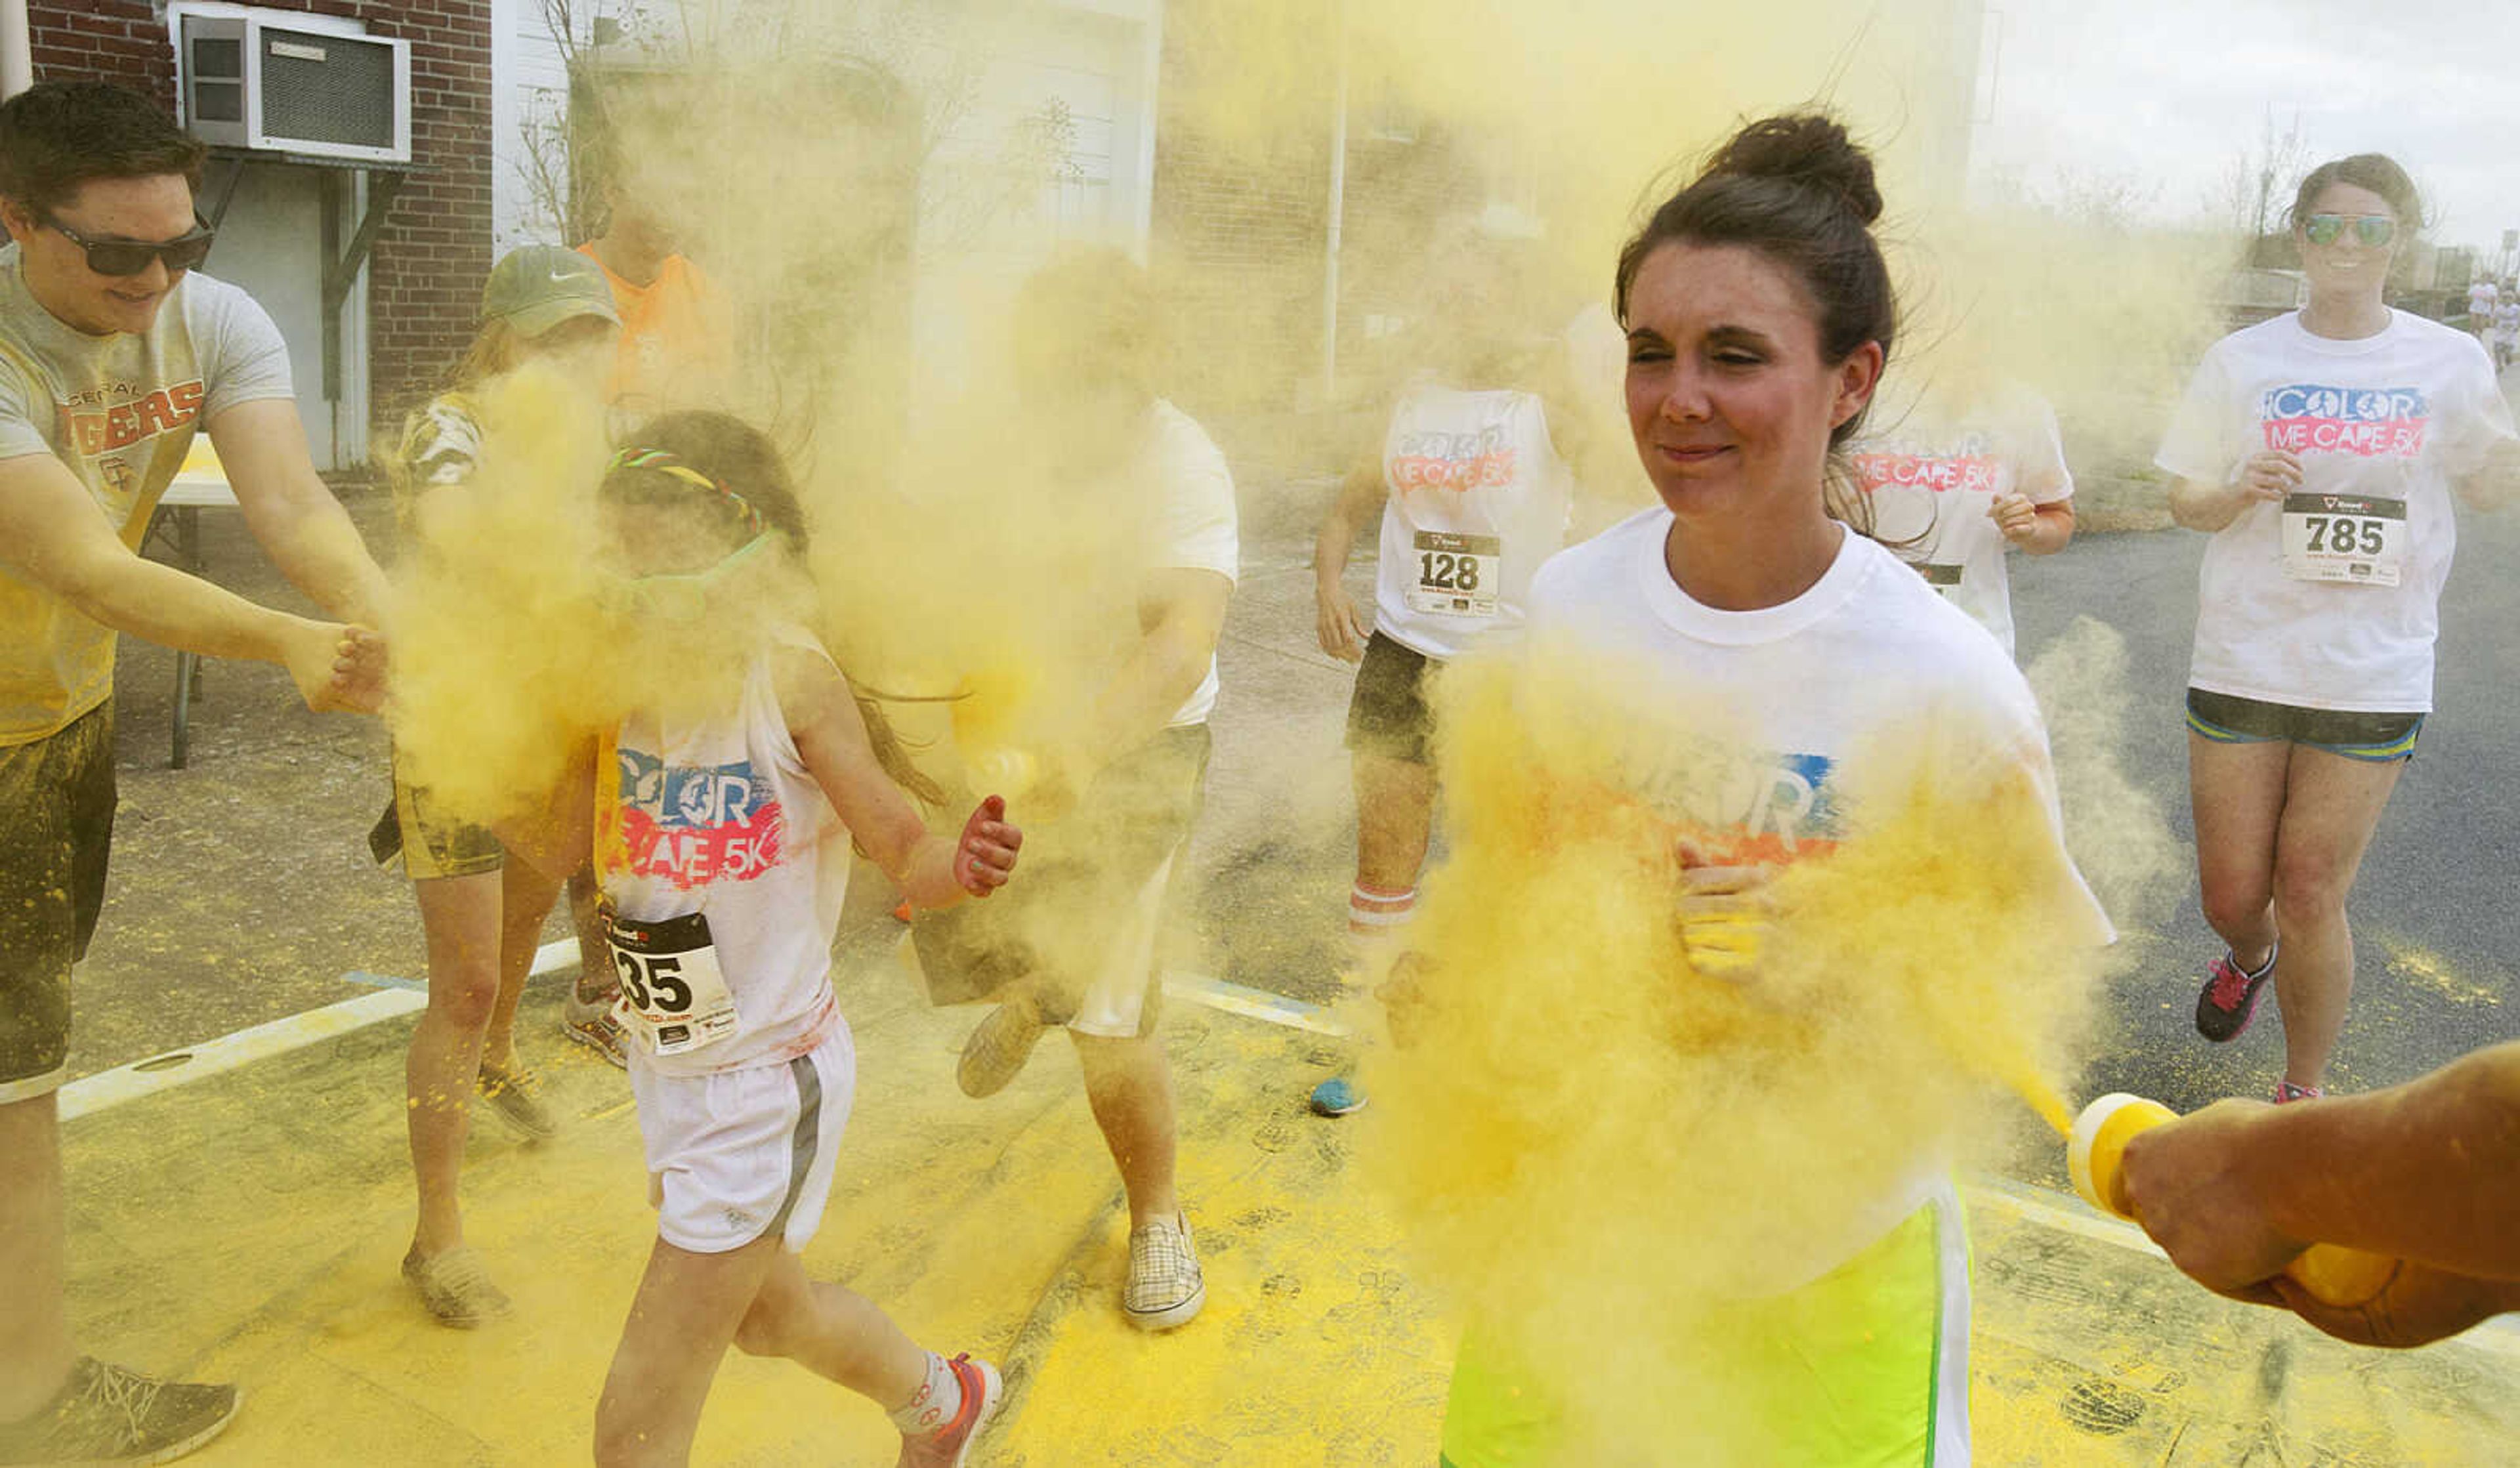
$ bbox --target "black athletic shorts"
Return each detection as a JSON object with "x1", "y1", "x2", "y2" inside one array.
[
  {"x1": 0, "y1": 703, "x2": 117, "y2": 1100},
  {"x1": 2185, "y1": 688, "x2": 2424, "y2": 763},
  {"x1": 1344, "y1": 631, "x2": 1440, "y2": 765}
]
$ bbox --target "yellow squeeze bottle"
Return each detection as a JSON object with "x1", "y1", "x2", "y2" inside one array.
[{"x1": 2068, "y1": 1093, "x2": 2402, "y2": 1309}]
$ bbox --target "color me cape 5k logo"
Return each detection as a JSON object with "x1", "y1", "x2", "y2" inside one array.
[
  {"x1": 2260, "y1": 384, "x2": 2429, "y2": 457},
  {"x1": 611, "y1": 747, "x2": 786, "y2": 889},
  {"x1": 1851, "y1": 450, "x2": 2003, "y2": 495},
  {"x1": 1391, "y1": 423, "x2": 1519, "y2": 494}
]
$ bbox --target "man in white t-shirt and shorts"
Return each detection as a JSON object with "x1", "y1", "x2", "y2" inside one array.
[
  {"x1": 0, "y1": 82, "x2": 388, "y2": 1465},
  {"x1": 910, "y1": 250, "x2": 1235, "y2": 1333}
]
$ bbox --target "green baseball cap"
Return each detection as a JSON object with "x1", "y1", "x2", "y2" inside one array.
[{"x1": 480, "y1": 244, "x2": 620, "y2": 337}]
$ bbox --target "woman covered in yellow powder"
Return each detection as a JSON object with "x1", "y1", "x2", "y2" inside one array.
[
  {"x1": 379, "y1": 245, "x2": 621, "y2": 1326},
  {"x1": 1413, "y1": 115, "x2": 2110, "y2": 1465}
]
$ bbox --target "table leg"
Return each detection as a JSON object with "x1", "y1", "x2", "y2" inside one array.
[
  {"x1": 171, "y1": 650, "x2": 196, "y2": 769},
  {"x1": 170, "y1": 505, "x2": 203, "y2": 769}
]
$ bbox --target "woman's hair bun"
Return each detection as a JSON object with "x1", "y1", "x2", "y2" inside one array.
[{"x1": 1704, "y1": 114, "x2": 1882, "y2": 226}]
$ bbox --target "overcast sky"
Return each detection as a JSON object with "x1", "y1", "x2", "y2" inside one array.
[{"x1": 1973, "y1": 0, "x2": 2520, "y2": 257}]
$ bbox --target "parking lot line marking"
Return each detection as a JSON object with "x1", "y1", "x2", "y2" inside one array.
[
  {"x1": 60, "y1": 942, "x2": 585, "y2": 1122},
  {"x1": 58, "y1": 988, "x2": 426, "y2": 1123},
  {"x1": 1163, "y1": 970, "x2": 1351, "y2": 1037}
]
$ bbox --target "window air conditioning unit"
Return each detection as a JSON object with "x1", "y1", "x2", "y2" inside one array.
[{"x1": 168, "y1": 4, "x2": 412, "y2": 164}]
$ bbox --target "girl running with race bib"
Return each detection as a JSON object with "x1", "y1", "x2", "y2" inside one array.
[
  {"x1": 2161, "y1": 154, "x2": 2520, "y2": 1102},
  {"x1": 509, "y1": 411, "x2": 1022, "y2": 1467}
]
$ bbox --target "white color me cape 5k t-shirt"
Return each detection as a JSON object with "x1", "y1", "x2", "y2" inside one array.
[
  {"x1": 597, "y1": 627, "x2": 851, "y2": 1080},
  {"x1": 1526, "y1": 509, "x2": 2109, "y2": 1282},
  {"x1": 2156, "y1": 310, "x2": 2517, "y2": 713},
  {"x1": 1849, "y1": 382, "x2": 2073, "y2": 658},
  {"x1": 1372, "y1": 382, "x2": 1572, "y2": 660}
]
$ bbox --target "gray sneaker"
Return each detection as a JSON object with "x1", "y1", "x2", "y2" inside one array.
[
  {"x1": 562, "y1": 988, "x2": 629, "y2": 1070},
  {"x1": 0, "y1": 1358, "x2": 240, "y2": 1466},
  {"x1": 474, "y1": 1060, "x2": 558, "y2": 1141},
  {"x1": 957, "y1": 997, "x2": 1049, "y2": 1099},
  {"x1": 402, "y1": 1246, "x2": 513, "y2": 1328},
  {"x1": 1123, "y1": 1213, "x2": 1205, "y2": 1331}
]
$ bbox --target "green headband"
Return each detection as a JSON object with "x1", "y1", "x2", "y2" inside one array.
[{"x1": 604, "y1": 446, "x2": 766, "y2": 538}]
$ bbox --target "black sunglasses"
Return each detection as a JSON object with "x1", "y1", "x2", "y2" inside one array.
[{"x1": 42, "y1": 214, "x2": 217, "y2": 277}]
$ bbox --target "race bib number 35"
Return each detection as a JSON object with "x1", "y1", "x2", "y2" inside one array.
[
  {"x1": 2280, "y1": 492, "x2": 2406, "y2": 587},
  {"x1": 1408, "y1": 531, "x2": 1502, "y2": 618},
  {"x1": 603, "y1": 908, "x2": 738, "y2": 1057}
]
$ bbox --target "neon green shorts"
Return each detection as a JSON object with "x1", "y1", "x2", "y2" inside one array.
[{"x1": 1439, "y1": 1190, "x2": 1971, "y2": 1467}]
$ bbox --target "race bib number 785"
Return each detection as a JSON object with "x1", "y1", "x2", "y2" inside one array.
[{"x1": 2280, "y1": 492, "x2": 2406, "y2": 587}]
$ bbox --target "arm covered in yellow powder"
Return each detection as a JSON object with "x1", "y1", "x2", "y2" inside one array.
[
  {"x1": 2121, "y1": 1041, "x2": 2520, "y2": 1345},
  {"x1": 209, "y1": 397, "x2": 394, "y2": 629},
  {"x1": 1067, "y1": 566, "x2": 1232, "y2": 775},
  {"x1": 780, "y1": 648, "x2": 1020, "y2": 909},
  {"x1": 0, "y1": 448, "x2": 382, "y2": 711}
]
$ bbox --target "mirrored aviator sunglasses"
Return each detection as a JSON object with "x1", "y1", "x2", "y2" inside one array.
[
  {"x1": 2303, "y1": 213, "x2": 2395, "y2": 248},
  {"x1": 45, "y1": 215, "x2": 218, "y2": 276}
]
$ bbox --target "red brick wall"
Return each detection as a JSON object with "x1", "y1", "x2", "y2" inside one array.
[{"x1": 26, "y1": 1, "x2": 492, "y2": 432}]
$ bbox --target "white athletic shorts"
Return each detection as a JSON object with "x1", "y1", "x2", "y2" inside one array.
[
  {"x1": 1069, "y1": 847, "x2": 1180, "y2": 1039},
  {"x1": 629, "y1": 1025, "x2": 855, "y2": 1255}
]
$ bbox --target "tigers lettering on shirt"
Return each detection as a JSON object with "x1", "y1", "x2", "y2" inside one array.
[{"x1": 64, "y1": 379, "x2": 207, "y2": 457}]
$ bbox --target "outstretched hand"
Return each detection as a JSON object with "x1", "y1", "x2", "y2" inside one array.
[
  {"x1": 288, "y1": 621, "x2": 388, "y2": 715},
  {"x1": 956, "y1": 794, "x2": 1022, "y2": 896}
]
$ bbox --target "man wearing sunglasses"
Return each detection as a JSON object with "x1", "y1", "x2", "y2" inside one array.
[{"x1": 0, "y1": 81, "x2": 390, "y2": 1467}]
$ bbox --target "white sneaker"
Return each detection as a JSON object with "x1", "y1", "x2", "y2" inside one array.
[{"x1": 1123, "y1": 1213, "x2": 1205, "y2": 1331}]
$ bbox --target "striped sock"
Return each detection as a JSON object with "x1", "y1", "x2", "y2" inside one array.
[
  {"x1": 1349, "y1": 882, "x2": 1417, "y2": 937},
  {"x1": 888, "y1": 1351, "x2": 965, "y2": 1436}
]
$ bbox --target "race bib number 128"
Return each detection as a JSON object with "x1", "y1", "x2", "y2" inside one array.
[
  {"x1": 1408, "y1": 531, "x2": 1502, "y2": 618},
  {"x1": 2280, "y1": 493, "x2": 2406, "y2": 587}
]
